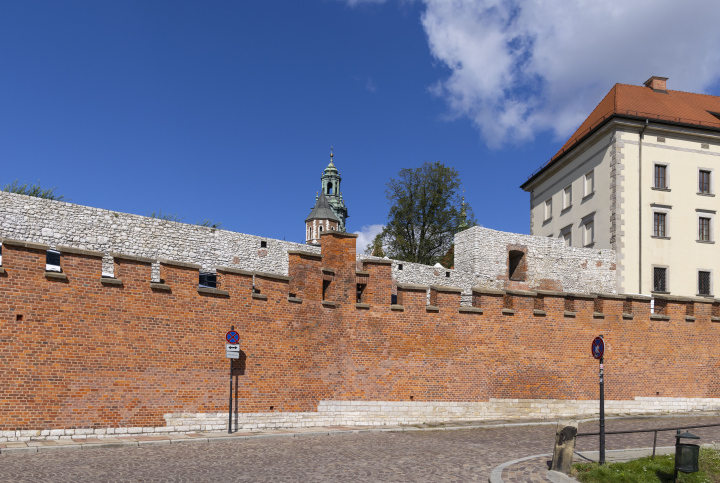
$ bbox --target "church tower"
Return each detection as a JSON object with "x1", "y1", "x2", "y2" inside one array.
[{"x1": 305, "y1": 149, "x2": 350, "y2": 244}]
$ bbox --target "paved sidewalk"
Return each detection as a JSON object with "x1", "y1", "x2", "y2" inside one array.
[{"x1": 3, "y1": 412, "x2": 720, "y2": 482}]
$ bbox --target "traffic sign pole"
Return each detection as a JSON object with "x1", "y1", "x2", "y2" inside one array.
[
  {"x1": 228, "y1": 326, "x2": 234, "y2": 434},
  {"x1": 591, "y1": 335, "x2": 606, "y2": 465}
]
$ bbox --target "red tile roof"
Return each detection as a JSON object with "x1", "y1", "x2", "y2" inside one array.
[{"x1": 523, "y1": 83, "x2": 720, "y2": 186}]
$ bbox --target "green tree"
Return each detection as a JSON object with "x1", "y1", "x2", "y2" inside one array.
[
  {"x1": 2, "y1": 180, "x2": 66, "y2": 201},
  {"x1": 365, "y1": 232, "x2": 386, "y2": 257},
  {"x1": 370, "y1": 162, "x2": 476, "y2": 265}
]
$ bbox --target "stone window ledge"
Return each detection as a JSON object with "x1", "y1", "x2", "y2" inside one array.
[
  {"x1": 100, "y1": 277, "x2": 123, "y2": 286},
  {"x1": 45, "y1": 272, "x2": 68, "y2": 281},
  {"x1": 697, "y1": 192, "x2": 715, "y2": 197},
  {"x1": 288, "y1": 297, "x2": 302, "y2": 304},
  {"x1": 622, "y1": 313, "x2": 634, "y2": 320},
  {"x1": 501, "y1": 308, "x2": 515, "y2": 315},
  {"x1": 651, "y1": 187, "x2": 671, "y2": 192},
  {"x1": 252, "y1": 293, "x2": 268, "y2": 301},
  {"x1": 593, "y1": 312, "x2": 605, "y2": 319},
  {"x1": 390, "y1": 304, "x2": 404, "y2": 311},
  {"x1": 355, "y1": 303, "x2": 370, "y2": 309},
  {"x1": 533, "y1": 309, "x2": 546, "y2": 316},
  {"x1": 426, "y1": 305, "x2": 440, "y2": 313},
  {"x1": 197, "y1": 287, "x2": 229, "y2": 297},
  {"x1": 650, "y1": 314, "x2": 670, "y2": 321},
  {"x1": 321, "y1": 300, "x2": 337, "y2": 308},
  {"x1": 150, "y1": 282, "x2": 171, "y2": 292},
  {"x1": 563, "y1": 311, "x2": 576, "y2": 317},
  {"x1": 711, "y1": 316, "x2": 720, "y2": 323},
  {"x1": 459, "y1": 307, "x2": 483, "y2": 314},
  {"x1": 696, "y1": 240, "x2": 715, "y2": 244},
  {"x1": 685, "y1": 316, "x2": 696, "y2": 322},
  {"x1": 651, "y1": 236, "x2": 671, "y2": 240}
]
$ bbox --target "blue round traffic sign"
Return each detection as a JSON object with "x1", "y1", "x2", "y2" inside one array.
[
  {"x1": 592, "y1": 336, "x2": 604, "y2": 359},
  {"x1": 226, "y1": 330, "x2": 240, "y2": 344}
]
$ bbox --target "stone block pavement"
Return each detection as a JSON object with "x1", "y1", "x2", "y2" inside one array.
[{"x1": 2, "y1": 412, "x2": 720, "y2": 482}]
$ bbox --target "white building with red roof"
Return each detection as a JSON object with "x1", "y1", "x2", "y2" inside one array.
[{"x1": 522, "y1": 76, "x2": 720, "y2": 297}]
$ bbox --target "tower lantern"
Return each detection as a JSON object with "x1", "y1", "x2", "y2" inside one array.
[{"x1": 305, "y1": 148, "x2": 350, "y2": 244}]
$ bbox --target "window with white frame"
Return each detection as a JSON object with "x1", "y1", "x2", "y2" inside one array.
[
  {"x1": 699, "y1": 217, "x2": 711, "y2": 241},
  {"x1": 544, "y1": 198, "x2": 552, "y2": 221},
  {"x1": 562, "y1": 185, "x2": 572, "y2": 210},
  {"x1": 653, "y1": 212, "x2": 667, "y2": 237},
  {"x1": 698, "y1": 270, "x2": 712, "y2": 296},
  {"x1": 654, "y1": 164, "x2": 667, "y2": 189},
  {"x1": 46, "y1": 249, "x2": 61, "y2": 273},
  {"x1": 583, "y1": 170, "x2": 594, "y2": 197},
  {"x1": 583, "y1": 220, "x2": 594, "y2": 246}
]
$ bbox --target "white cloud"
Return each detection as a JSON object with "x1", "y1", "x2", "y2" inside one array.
[
  {"x1": 344, "y1": 0, "x2": 720, "y2": 146},
  {"x1": 353, "y1": 224, "x2": 385, "y2": 253},
  {"x1": 365, "y1": 77, "x2": 378, "y2": 93}
]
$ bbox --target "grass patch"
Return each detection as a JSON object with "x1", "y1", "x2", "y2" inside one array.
[{"x1": 571, "y1": 448, "x2": 720, "y2": 482}]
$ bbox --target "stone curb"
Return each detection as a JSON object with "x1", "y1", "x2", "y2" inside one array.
[
  {"x1": 489, "y1": 453, "x2": 552, "y2": 483},
  {"x1": 2, "y1": 412, "x2": 719, "y2": 456}
]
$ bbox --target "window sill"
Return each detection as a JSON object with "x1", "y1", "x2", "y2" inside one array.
[
  {"x1": 355, "y1": 303, "x2": 370, "y2": 309},
  {"x1": 501, "y1": 308, "x2": 515, "y2": 315},
  {"x1": 564, "y1": 311, "x2": 576, "y2": 317},
  {"x1": 561, "y1": 206, "x2": 572, "y2": 214},
  {"x1": 288, "y1": 297, "x2": 303, "y2": 304},
  {"x1": 390, "y1": 304, "x2": 404, "y2": 311},
  {"x1": 622, "y1": 313, "x2": 634, "y2": 320},
  {"x1": 651, "y1": 291, "x2": 670, "y2": 295},
  {"x1": 321, "y1": 300, "x2": 337, "y2": 308},
  {"x1": 593, "y1": 312, "x2": 605, "y2": 319},
  {"x1": 686, "y1": 316, "x2": 696, "y2": 322},
  {"x1": 584, "y1": 243, "x2": 595, "y2": 248},
  {"x1": 459, "y1": 306, "x2": 483, "y2": 314},
  {"x1": 650, "y1": 314, "x2": 670, "y2": 321},
  {"x1": 542, "y1": 217, "x2": 552, "y2": 225},
  {"x1": 533, "y1": 309, "x2": 547, "y2": 316},
  {"x1": 197, "y1": 287, "x2": 229, "y2": 297},
  {"x1": 651, "y1": 187, "x2": 671, "y2": 192},
  {"x1": 697, "y1": 240, "x2": 715, "y2": 244},
  {"x1": 581, "y1": 192, "x2": 595, "y2": 202},
  {"x1": 651, "y1": 236, "x2": 671, "y2": 240},
  {"x1": 712, "y1": 317, "x2": 720, "y2": 323},
  {"x1": 252, "y1": 293, "x2": 268, "y2": 301},
  {"x1": 150, "y1": 282, "x2": 171, "y2": 291},
  {"x1": 697, "y1": 192, "x2": 715, "y2": 197},
  {"x1": 426, "y1": 305, "x2": 440, "y2": 313},
  {"x1": 101, "y1": 277, "x2": 123, "y2": 286},
  {"x1": 696, "y1": 293, "x2": 714, "y2": 298},
  {"x1": 45, "y1": 272, "x2": 68, "y2": 281}
]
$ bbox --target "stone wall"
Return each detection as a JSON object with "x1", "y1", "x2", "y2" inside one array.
[
  {"x1": 454, "y1": 226, "x2": 617, "y2": 293},
  {"x1": 0, "y1": 191, "x2": 318, "y2": 279},
  {"x1": 0, "y1": 232, "x2": 717, "y2": 441},
  {"x1": 0, "y1": 192, "x2": 614, "y2": 294}
]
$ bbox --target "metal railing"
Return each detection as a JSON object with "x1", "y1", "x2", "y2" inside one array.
[{"x1": 577, "y1": 422, "x2": 720, "y2": 459}]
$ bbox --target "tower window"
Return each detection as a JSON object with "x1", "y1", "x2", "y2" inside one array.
[{"x1": 327, "y1": 182, "x2": 333, "y2": 195}]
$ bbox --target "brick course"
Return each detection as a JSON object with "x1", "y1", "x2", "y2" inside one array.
[{"x1": 0, "y1": 233, "x2": 718, "y2": 438}]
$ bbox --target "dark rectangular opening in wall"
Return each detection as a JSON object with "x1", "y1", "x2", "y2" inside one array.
[
  {"x1": 199, "y1": 273, "x2": 217, "y2": 288},
  {"x1": 322, "y1": 280, "x2": 331, "y2": 300},
  {"x1": 508, "y1": 250, "x2": 526, "y2": 281},
  {"x1": 398, "y1": 264, "x2": 403, "y2": 270},
  {"x1": 356, "y1": 284, "x2": 366, "y2": 303},
  {"x1": 46, "y1": 250, "x2": 61, "y2": 272},
  {"x1": 445, "y1": 271, "x2": 450, "y2": 278},
  {"x1": 391, "y1": 294, "x2": 397, "y2": 305},
  {"x1": 260, "y1": 240, "x2": 267, "y2": 248}
]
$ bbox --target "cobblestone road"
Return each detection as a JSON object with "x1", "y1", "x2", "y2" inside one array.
[{"x1": 2, "y1": 415, "x2": 720, "y2": 482}]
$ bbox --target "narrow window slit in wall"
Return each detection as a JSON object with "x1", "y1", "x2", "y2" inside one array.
[
  {"x1": 397, "y1": 264, "x2": 403, "y2": 270},
  {"x1": 508, "y1": 250, "x2": 526, "y2": 281},
  {"x1": 199, "y1": 273, "x2": 217, "y2": 288},
  {"x1": 594, "y1": 298, "x2": 603, "y2": 314},
  {"x1": 356, "y1": 284, "x2": 366, "y2": 303},
  {"x1": 260, "y1": 240, "x2": 267, "y2": 248},
  {"x1": 564, "y1": 298, "x2": 575, "y2": 312},
  {"x1": 16, "y1": 314, "x2": 23, "y2": 322},
  {"x1": 46, "y1": 250, "x2": 61, "y2": 273},
  {"x1": 322, "y1": 280, "x2": 331, "y2": 300},
  {"x1": 445, "y1": 271, "x2": 450, "y2": 278}
]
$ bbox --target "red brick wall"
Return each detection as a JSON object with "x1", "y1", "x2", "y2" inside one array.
[{"x1": 1, "y1": 233, "x2": 719, "y2": 431}]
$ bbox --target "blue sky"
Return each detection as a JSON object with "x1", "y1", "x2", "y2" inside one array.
[{"x1": 3, "y1": 1, "x2": 720, "y2": 250}]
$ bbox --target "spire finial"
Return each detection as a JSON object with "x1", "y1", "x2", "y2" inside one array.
[{"x1": 330, "y1": 146, "x2": 334, "y2": 163}]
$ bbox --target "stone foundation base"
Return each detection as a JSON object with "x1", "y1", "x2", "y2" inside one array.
[{"x1": 4, "y1": 397, "x2": 720, "y2": 443}]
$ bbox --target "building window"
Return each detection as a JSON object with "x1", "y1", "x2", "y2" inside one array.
[
  {"x1": 699, "y1": 271, "x2": 712, "y2": 296},
  {"x1": 583, "y1": 221, "x2": 594, "y2": 246},
  {"x1": 508, "y1": 250, "x2": 526, "y2": 281},
  {"x1": 653, "y1": 267, "x2": 667, "y2": 292},
  {"x1": 544, "y1": 199, "x2": 552, "y2": 221},
  {"x1": 260, "y1": 240, "x2": 267, "y2": 248},
  {"x1": 563, "y1": 231, "x2": 571, "y2": 247},
  {"x1": 699, "y1": 217, "x2": 711, "y2": 241},
  {"x1": 583, "y1": 170, "x2": 594, "y2": 197},
  {"x1": 199, "y1": 273, "x2": 217, "y2": 288},
  {"x1": 653, "y1": 213, "x2": 667, "y2": 237},
  {"x1": 398, "y1": 264, "x2": 403, "y2": 270},
  {"x1": 699, "y1": 170, "x2": 712, "y2": 194},
  {"x1": 654, "y1": 164, "x2": 667, "y2": 189},
  {"x1": 46, "y1": 249, "x2": 61, "y2": 272},
  {"x1": 562, "y1": 185, "x2": 572, "y2": 210}
]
